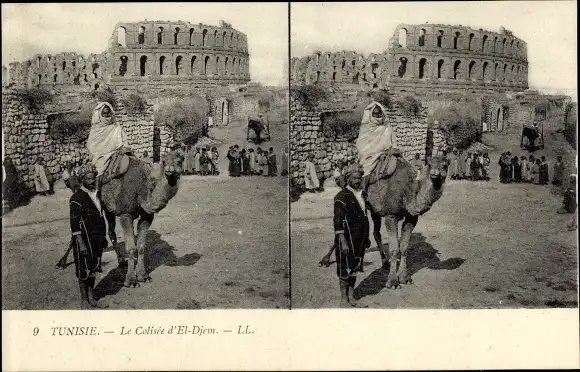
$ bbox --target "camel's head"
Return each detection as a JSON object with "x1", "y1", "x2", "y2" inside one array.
[
  {"x1": 161, "y1": 150, "x2": 184, "y2": 186},
  {"x1": 425, "y1": 155, "x2": 449, "y2": 190}
]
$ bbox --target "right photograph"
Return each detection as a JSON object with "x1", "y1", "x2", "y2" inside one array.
[{"x1": 289, "y1": 2, "x2": 578, "y2": 308}]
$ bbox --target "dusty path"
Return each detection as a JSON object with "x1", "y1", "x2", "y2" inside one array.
[
  {"x1": 2, "y1": 108, "x2": 289, "y2": 310},
  {"x1": 291, "y1": 126, "x2": 577, "y2": 309}
]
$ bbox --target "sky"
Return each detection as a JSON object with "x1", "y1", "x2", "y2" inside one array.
[
  {"x1": 291, "y1": 1, "x2": 577, "y2": 100},
  {"x1": 1, "y1": 3, "x2": 289, "y2": 86}
]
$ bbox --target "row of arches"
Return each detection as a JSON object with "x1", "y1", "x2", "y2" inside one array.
[
  {"x1": 117, "y1": 26, "x2": 247, "y2": 51},
  {"x1": 115, "y1": 54, "x2": 249, "y2": 78},
  {"x1": 394, "y1": 56, "x2": 528, "y2": 84},
  {"x1": 397, "y1": 28, "x2": 525, "y2": 58}
]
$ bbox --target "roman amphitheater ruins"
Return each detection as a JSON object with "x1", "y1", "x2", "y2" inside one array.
[{"x1": 291, "y1": 24, "x2": 528, "y2": 94}]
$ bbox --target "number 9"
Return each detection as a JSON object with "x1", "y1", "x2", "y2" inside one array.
[{"x1": 33, "y1": 327, "x2": 39, "y2": 336}]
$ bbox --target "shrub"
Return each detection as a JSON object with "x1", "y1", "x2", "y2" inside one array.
[
  {"x1": 368, "y1": 89, "x2": 393, "y2": 109},
  {"x1": 121, "y1": 93, "x2": 147, "y2": 114},
  {"x1": 322, "y1": 111, "x2": 361, "y2": 139},
  {"x1": 155, "y1": 96, "x2": 209, "y2": 135},
  {"x1": 14, "y1": 88, "x2": 53, "y2": 110},
  {"x1": 290, "y1": 84, "x2": 328, "y2": 107},
  {"x1": 92, "y1": 87, "x2": 118, "y2": 109},
  {"x1": 396, "y1": 96, "x2": 421, "y2": 116},
  {"x1": 49, "y1": 103, "x2": 94, "y2": 139},
  {"x1": 429, "y1": 100, "x2": 483, "y2": 148}
]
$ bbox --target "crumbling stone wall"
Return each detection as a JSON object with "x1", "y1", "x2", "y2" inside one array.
[
  {"x1": 290, "y1": 95, "x2": 447, "y2": 187},
  {"x1": 291, "y1": 23, "x2": 529, "y2": 95}
]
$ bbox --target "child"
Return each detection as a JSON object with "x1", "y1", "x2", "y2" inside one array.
[
  {"x1": 531, "y1": 159, "x2": 541, "y2": 185},
  {"x1": 260, "y1": 150, "x2": 269, "y2": 176},
  {"x1": 539, "y1": 156, "x2": 549, "y2": 185},
  {"x1": 482, "y1": 153, "x2": 491, "y2": 181},
  {"x1": 527, "y1": 155, "x2": 535, "y2": 183},
  {"x1": 552, "y1": 155, "x2": 564, "y2": 186},
  {"x1": 256, "y1": 148, "x2": 263, "y2": 175},
  {"x1": 520, "y1": 155, "x2": 528, "y2": 183}
]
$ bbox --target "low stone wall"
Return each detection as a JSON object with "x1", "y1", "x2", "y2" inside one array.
[{"x1": 290, "y1": 95, "x2": 447, "y2": 187}]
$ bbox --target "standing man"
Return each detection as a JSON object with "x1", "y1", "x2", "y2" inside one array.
[
  {"x1": 69, "y1": 163, "x2": 109, "y2": 309},
  {"x1": 303, "y1": 153, "x2": 320, "y2": 193},
  {"x1": 34, "y1": 157, "x2": 51, "y2": 196},
  {"x1": 332, "y1": 166, "x2": 370, "y2": 307}
]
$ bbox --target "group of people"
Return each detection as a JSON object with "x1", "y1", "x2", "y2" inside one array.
[
  {"x1": 498, "y1": 152, "x2": 565, "y2": 185},
  {"x1": 226, "y1": 145, "x2": 288, "y2": 178},
  {"x1": 180, "y1": 146, "x2": 220, "y2": 176},
  {"x1": 446, "y1": 149, "x2": 491, "y2": 181}
]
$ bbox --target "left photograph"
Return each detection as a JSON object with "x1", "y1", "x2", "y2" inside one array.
[{"x1": 1, "y1": 2, "x2": 290, "y2": 309}]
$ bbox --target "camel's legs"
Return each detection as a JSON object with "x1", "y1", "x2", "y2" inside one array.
[
  {"x1": 384, "y1": 216, "x2": 401, "y2": 289},
  {"x1": 398, "y1": 215, "x2": 418, "y2": 284},
  {"x1": 135, "y1": 213, "x2": 154, "y2": 282},
  {"x1": 105, "y1": 210, "x2": 126, "y2": 267},
  {"x1": 371, "y1": 212, "x2": 387, "y2": 265},
  {"x1": 120, "y1": 215, "x2": 138, "y2": 287}
]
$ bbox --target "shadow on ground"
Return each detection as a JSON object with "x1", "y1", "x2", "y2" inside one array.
[
  {"x1": 353, "y1": 233, "x2": 465, "y2": 300},
  {"x1": 95, "y1": 230, "x2": 201, "y2": 300}
]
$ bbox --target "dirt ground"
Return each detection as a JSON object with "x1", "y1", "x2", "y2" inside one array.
[
  {"x1": 291, "y1": 124, "x2": 578, "y2": 309},
  {"x1": 2, "y1": 107, "x2": 289, "y2": 310}
]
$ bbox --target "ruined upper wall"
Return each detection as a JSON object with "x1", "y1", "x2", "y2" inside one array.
[
  {"x1": 291, "y1": 23, "x2": 529, "y2": 95},
  {"x1": 7, "y1": 19, "x2": 251, "y2": 90}
]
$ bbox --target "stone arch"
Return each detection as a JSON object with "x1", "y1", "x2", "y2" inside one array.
[
  {"x1": 502, "y1": 38, "x2": 506, "y2": 54},
  {"x1": 189, "y1": 28, "x2": 195, "y2": 45},
  {"x1": 341, "y1": 59, "x2": 346, "y2": 69},
  {"x1": 222, "y1": 31, "x2": 227, "y2": 47},
  {"x1": 398, "y1": 57, "x2": 407, "y2": 77},
  {"x1": 117, "y1": 26, "x2": 127, "y2": 47},
  {"x1": 316, "y1": 71, "x2": 320, "y2": 82},
  {"x1": 493, "y1": 36, "x2": 498, "y2": 52},
  {"x1": 140, "y1": 56, "x2": 148, "y2": 76},
  {"x1": 232, "y1": 57, "x2": 236, "y2": 74},
  {"x1": 437, "y1": 30, "x2": 444, "y2": 47},
  {"x1": 453, "y1": 60, "x2": 461, "y2": 79},
  {"x1": 482, "y1": 61, "x2": 489, "y2": 81},
  {"x1": 332, "y1": 72, "x2": 337, "y2": 81},
  {"x1": 157, "y1": 27, "x2": 164, "y2": 44},
  {"x1": 510, "y1": 65, "x2": 515, "y2": 82},
  {"x1": 175, "y1": 56, "x2": 183, "y2": 75},
  {"x1": 418, "y1": 28, "x2": 426, "y2": 46},
  {"x1": 202, "y1": 29, "x2": 208, "y2": 46},
  {"x1": 92, "y1": 63, "x2": 99, "y2": 79},
  {"x1": 174, "y1": 27, "x2": 180, "y2": 45},
  {"x1": 482, "y1": 35, "x2": 488, "y2": 52},
  {"x1": 503, "y1": 63, "x2": 507, "y2": 81},
  {"x1": 468, "y1": 33, "x2": 474, "y2": 51},
  {"x1": 159, "y1": 56, "x2": 166, "y2": 75},
  {"x1": 497, "y1": 107, "x2": 504, "y2": 131},
  {"x1": 398, "y1": 28, "x2": 407, "y2": 47},
  {"x1": 53, "y1": 74, "x2": 58, "y2": 83},
  {"x1": 62, "y1": 61, "x2": 66, "y2": 71},
  {"x1": 418, "y1": 58, "x2": 427, "y2": 79},
  {"x1": 216, "y1": 56, "x2": 220, "y2": 75},
  {"x1": 204, "y1": 56, "x2": 210, "y2": 75},
  {"x1": 453, "y1": 32, "x2": 460, "y2": 49},
  {"x1": 138, "y1": 26, "x2": 146, "y2": 44},
  {"x1": 190, "y1": 55, "x2": 197, "y2": 74},
  {"x1": 119, "y1": 56, "x2": 128, "y2": 76},
  {"x1": 437, "y1": 59, "x2": 444, "y2": 79},
  {"x1": 468, "y1": 61, "x2": 476, "y2": 80},
  {"x1": 230, "y1": 33, "x2": 234, "y2": 48},
  {"x1": 214, "y1": 30, "x2": 218, "y2": 46},
  {"x1": 224, "y1": 56, "x2": 229, "y2": 75}
]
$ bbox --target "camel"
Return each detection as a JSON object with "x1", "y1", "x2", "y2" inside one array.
[
  {"x1": 367, "y1": 155, "x2": 449, "y2": 289},
  {"x1": 102, "y1": 150, "x2": 184, "y2": 287}
]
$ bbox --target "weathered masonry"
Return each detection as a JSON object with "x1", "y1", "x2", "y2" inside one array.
[
  {"x1": 6, "y1": 20, "x2": 251, "y2": 91},
  {"x1": 291, "y1": 24, "x2": 528, "y2": 94}
]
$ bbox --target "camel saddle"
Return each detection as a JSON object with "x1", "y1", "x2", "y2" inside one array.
[
  {"x1": 368, "y1": 152, "x2": 400, "y2": 185},
  {"x1": 100, "y1": 147, "x2": 133, "y2": 185}
]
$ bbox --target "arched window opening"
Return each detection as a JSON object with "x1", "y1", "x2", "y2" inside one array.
[
  {"x1": 468, "y1": 33, "x2": 474, "y2": 51},
  {"x1": 418, "y1": 29, "x2": 426, "y2": 47},
  {"x1": 216, "y1": 56, "x2": 220, "y2": 75},
  {"x1": 202, "y1": 29, "x2": 208, "y2": 46},
  {"x1": 189, "y1": 28, "x2": 194, "y2": 45},
  {"x1": 117, "y1": 27, "x2": 127, "y2": 47},
  {"x1": 398, "y1": 57, "x2": 407, "y2": 78},
  {"x1": 94, "y1": 83, "x2": 100, "y2": 90},
  {"x1": 351, "y1": 60, "x2": 356, "y2": 66},
  {"x1": 37, "y1": 56, "x2": 41, "y2": 68},
  {"x1": 494, "y1": 63, "x2": 499, "y2": 81},
  {"x1": 437, "y1": 59, "x2": 444, "y2": 79},
  {"x1": 53, "y1": 74, "x2": 58, "y2": 83},
  {"x1": 493, "y1": 36, "x2": 498, "y2": 52},
  {"x1": 468, "y1": 61, "x2": 476, "y2": 80},
  {"x1": 316, "y1": 71, "x2": 320, "y2": 82},
  {"x1": 190, "y1": 56, "x2": 197, "y2": 74},
  {"x1": 214, "y1": 30, "x2": 218, "y2": 46},
  {"x1": 119, "y1": 56, "x2": 128, "y2": 76},
  {"x1": 222, "y1": 31, "x2": 227, "y2": 47},
  {"x1": 72, "y1": 61, "x2": 76, "y2": 68},
  {"x1": 84, "y1": 74, "x2": 88, "y2": 82},
  {"x1": 453, "y1": 60, "x2": 461, "y2": 80},
  {"x1": 175, "y1": 56, "x2": 182, "y2": 75},
  {"x1": 174, "y1": 27, "x2": 180, "y2": 45},
  {"x1": 371, "y1": 63, "x2": 379, "y2": 79},
  {"x1": 341, "y1": 59, "x2": 346, "y2": 69},
  {"x1": 204, "y1": 56, "x2": 210, "y2": 75},
  {"x1": 92, "y1": 63, "x2": 99, "y2": 79},
  {"x1": 502, "y1": 38, "x2": 506, "y2": 53},
  {"x1": 482, "y1": 35, "x2": 488, "y2": 52},
  {"x1": 352, "y1": 72, "x2": 359, "y2": 84},
  {"x1": 232, "y1": 57, "x2": 236, "y2": 74},
  {"x1": 362, "y1": 73, "x2": 367, "y2": 81},
  {"x1": 157, "y1": 27, "x2": 164, "y2": 44},
  {"x1": 230, "y1": 33, "x2": 234, "y2": 48},
  {"x1": 138, "y1": 26, "x2": 146, "y2": 44},
  {"x1": 159, "y1": 56, "x2": 166, "y2": 75},
  {"x1": 483, "y1": 62, "x2": 489, "y2": 81},
  {"x1": 437, "y1": 30, "x2": 444, "y2": 48},
  {"x1": 503, "y1": 64, "x2": 507, "y2": 80},
  {"x1": 62, "y1": 61, "x2": 66, "y2": 71},
  {"x1": 332, "y1": 72, "x2": 337, "y2": 81},
  {"x1": 419, "y1": 58, "x2": 427, "y2": 79},
  {"x1": 453, "y1": 32, "x2": 460, "y2": 49},
  {"x1": 74, "y1": 74, "x2": 80, "y2": 85},
  {"x1": 316, "y1": 53, "x2": 320, "y2": 66},
  {"x1": 398, "y1": 28, "x2": 407, "y2": 47},
  {"x1": 224, "y1": 57, "x2": 229, "y2": 75},
  {"x1": 510, "y1": 65, "x2": 515, "y2": 81},
  {"x1": 139, "y1": 56, "x2": 147, "y2": 76},
  {"x1": 372, "y1": 83, "x2": 378, "y2": 88}
]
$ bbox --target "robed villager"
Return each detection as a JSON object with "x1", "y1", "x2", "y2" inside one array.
[
  {"x1": 333, "y1": 166, "x2": 371, "y2": 307},
  {"x1": 69, "y1": 163, "x2": 109, "y2": 309}
]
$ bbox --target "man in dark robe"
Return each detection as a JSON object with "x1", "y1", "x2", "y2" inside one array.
[
  {"x1": 227, "y1": 145, "x2": 241, "y2": 177},
  {"x1": 333, "y1": 167, "x2": 370, "y2": 307},
  {"x1": 69, "y1": 163, "x2": 109, "y2": 309}
]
